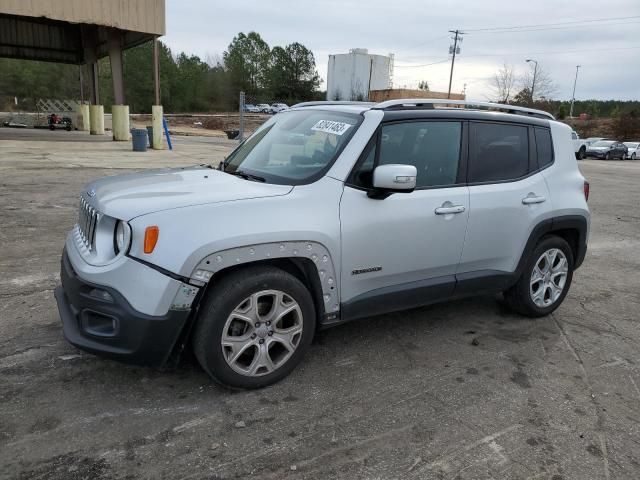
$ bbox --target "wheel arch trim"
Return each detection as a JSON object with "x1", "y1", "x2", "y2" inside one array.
[
  {"x1": 515, "y1": 215, "x2": 588, "y2": 277},
  {"x1": 191, "y1": 241, "x2": 340, "y2": 315}
]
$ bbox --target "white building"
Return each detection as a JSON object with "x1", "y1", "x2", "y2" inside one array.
[{"x1": 326, "y1": 49, "x2": 393, "y2": 101}]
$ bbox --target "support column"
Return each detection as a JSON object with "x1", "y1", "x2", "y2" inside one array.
[
  {"x1": 152, "y1": 105, "x2": 163, "y2": 149},
  {"x1": 77, "y1": 104, "x2": 90, "y2": 132},
  {"x1": 108, "y1": 29, "x2": 129, "y2": 140},
  {"x1": 151, "y1": 38, "x2": 163, "y2": 149},
  {"x1": 89, "y1": 105, "x2": 104, "y2": 135}
]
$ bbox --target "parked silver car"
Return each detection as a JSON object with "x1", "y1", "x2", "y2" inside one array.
[{"x1": 55, "y1": 99, "x2": 590, "y2": 388}]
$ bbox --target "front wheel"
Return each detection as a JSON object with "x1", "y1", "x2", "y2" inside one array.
[
  {"x1": 632, "y1": 153, "x2": 637, "y2": 160},
  {"x1": 504, "y1": 236, "x2": 574, "y2": 317},
  {"x1": 605, "y1": 152, "x2": 610, "y2": 160},
  {"x1": 577, "y1": 147, "x2": 586, "y2": 160},
  {"x1": 622, "y1": 153, "x2": 627, "y2": 160},
  {"x1": 193, "y1": 265, "x2": 316, "y2": 389}
]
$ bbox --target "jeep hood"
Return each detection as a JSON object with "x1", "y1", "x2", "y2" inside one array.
[{"x1": 84, "y1": 166, "x2": 293, "y2": 220}]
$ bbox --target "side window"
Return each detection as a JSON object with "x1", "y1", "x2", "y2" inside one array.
[
  {"x1": 378, "y1": 121, "x2": 462, "y2": 188},
  {"x1": 534, "y1": 127, "x2": 553, "y2": 169},
  {"x1": 571, "y1": 132, "x2": 578, "y2": 140},
  {"x1": 350, "y1": 141, "x2": 376, "y2": 188},
  {"x1": 469, "y1": 123, "x2": 529, "y2": 183}
]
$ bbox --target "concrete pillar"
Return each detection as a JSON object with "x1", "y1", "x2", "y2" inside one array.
[
  {"x1": 89, "y1": 105, "x2": 105, "y2": 135},
  {"x1": 111, "y1": 105, "x2": 130, "y2": 141},
  {"x1": 151, "y1": 105, "x2": 163, "y2": 149},
  {"x1": 76, "y1": 104, "x2": 90, "y2": 132},
  {"x1": 107, "y1": 29, "x2": 125, "y2": 105}
]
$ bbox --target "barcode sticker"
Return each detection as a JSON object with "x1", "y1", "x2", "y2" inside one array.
[{"x1": 311, "y1": 120, "x2": 352, "y2": 136}]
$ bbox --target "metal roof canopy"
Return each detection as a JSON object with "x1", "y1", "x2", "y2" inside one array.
[{"x1": 0, "y1": 0, "x2": 165, "y2": 64}]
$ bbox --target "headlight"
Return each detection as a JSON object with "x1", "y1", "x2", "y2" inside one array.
[{"x1": 114, "y1": 220, "x2": 130, "y2": 255}]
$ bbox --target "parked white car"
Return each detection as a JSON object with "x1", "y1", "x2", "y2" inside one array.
[
  {"x1": 623, "y1": 142, "x2": 639, "y2": 160},
  {"x1": 270, "y1": 103, "x2": 289, "y2": 114},
  {"x1": 256, "y1": 104, "x2": 271, "y2": 114},
  {"x1": 571, "y1": 130, "x2": 587, "y2": 159},
  {"x1": 243, "y1": 104, "x2": 260, "y2": 113},
  {"x1": 55, "y1": 99, "x2": 590, "y2": 389}
]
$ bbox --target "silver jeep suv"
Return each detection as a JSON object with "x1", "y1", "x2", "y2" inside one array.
[{"x1": 55, "y1": 99, "x2": 590, "y2": 389}]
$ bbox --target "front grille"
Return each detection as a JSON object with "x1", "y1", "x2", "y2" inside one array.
[{"x1": 78, "y1": 197, "x2": 99, "y2": 250}]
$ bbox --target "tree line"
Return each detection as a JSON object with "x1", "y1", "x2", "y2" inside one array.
[
  {"x1": 0, "y1": 32, "x2": 321, "y2": 113},
  {"x1": 487, "y1": 62, "x2": 639, "y2": 120}
]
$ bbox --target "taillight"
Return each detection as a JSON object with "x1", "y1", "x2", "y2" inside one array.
[{"x1": 583, "y1": 181, "x2": 590, "y2": 202}]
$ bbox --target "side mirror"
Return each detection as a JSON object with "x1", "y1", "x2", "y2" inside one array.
[{"x1": 368, "y1": 164, "x2": 417, "y2": 199}]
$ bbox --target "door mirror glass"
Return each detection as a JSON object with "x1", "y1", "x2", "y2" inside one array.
[{"x1": 373, "y1": 164, "x2": 417, "y2": 192}]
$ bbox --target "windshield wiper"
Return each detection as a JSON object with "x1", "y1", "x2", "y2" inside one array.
[{"x1": 226, "y1": 170, "x2": 266, "y2": 182}]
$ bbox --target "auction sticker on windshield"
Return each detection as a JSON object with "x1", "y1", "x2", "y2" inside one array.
[{"x1": 311, "y1": 120, "x2": 352, "y2": 136}]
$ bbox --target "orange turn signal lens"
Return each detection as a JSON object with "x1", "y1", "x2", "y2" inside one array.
[{"x1": 143, "y1": 226, "x2": 159, "y2": 254}]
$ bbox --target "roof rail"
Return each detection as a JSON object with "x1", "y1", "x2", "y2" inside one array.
[
  {"x1": 372, "y1": 98, "x2": 555, "y2": 120},
  {"x1": 291, "y1": 101, "x2": 375, "y2": 108}
]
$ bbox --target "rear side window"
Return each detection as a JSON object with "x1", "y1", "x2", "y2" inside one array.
[
  {"x1": 535, "y1": 127, "x2": 553, "y2": 168},
  {"x1": 469, "y1": 123, "x2": 529, "y2": 183}
]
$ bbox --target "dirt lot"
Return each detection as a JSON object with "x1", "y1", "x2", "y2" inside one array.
[{"x1": 1, "y1": 128, "x2": 640, "y2": 480}]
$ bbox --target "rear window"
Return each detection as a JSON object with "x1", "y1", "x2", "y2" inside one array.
[
  {"x1": 469, "y1": 123, "x2": 529, "y2": 183},
  {"x1": 535, "y1": 127, "x2": 553, "y2": 169}
]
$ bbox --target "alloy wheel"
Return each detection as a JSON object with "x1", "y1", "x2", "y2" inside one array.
[
  {"x1": 530, "y1": 248, "x2": 569, "y2": 308},
  {"x1": 221, "y1": 290, "x2": 303, "y2": 377}
]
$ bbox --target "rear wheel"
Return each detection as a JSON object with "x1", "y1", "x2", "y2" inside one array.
[
  {"x1": 193, "y1": 265, "x2": 316, "y2": 389},
  {"x1": 504, "y1": 236, "x2": 574, "y2": 317},
  {"x1": 632, "y1": 153, "x2": 637, "y2": 160},
  {"x1": 622, "y1": 153, "x2": 627, "y2": 160}
]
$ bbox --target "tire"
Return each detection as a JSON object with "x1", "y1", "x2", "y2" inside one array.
[
  {"x1": 577, "y1": 147, "x2": 586, "y2": 160},
  {"x1": 504, "y1": 236, "x2": 574, "y2": 318},
  {"x1": 632, "y1": 153, "x2": 637, "y2": 160},
  {"x1": 621, "y1": 153, "x2": 627, "y2": 160},
  {"x1": 193, "y1": 265, "x2": 316, "y2": 389},
  {"x1": 605, "y1": 152, "x2": 610, "y2": 160}
]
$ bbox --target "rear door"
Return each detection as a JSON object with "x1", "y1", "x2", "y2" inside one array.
[{"x1": 457, "y1": 121, "x2": 553, "y2": 280}]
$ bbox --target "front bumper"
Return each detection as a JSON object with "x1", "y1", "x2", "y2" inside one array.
[
  {"x1": 55, "y1": 250, "x2": 191, "y2": 367},
  {"x1": 586, "y1": 151, "x2": 606, "y2": 158}
]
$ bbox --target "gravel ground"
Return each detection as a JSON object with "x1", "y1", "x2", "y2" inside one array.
[{"x1": 1, "y1": 128, "x2": 639, "y2": 480}]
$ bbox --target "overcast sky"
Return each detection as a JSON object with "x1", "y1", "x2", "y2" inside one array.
[{"x1": 164, "y1": 0, "x2": 640, "y2": 101}]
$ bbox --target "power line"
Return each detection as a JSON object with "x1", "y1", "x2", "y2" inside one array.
[
  {"x1": 463, "y1": 15, "x2": 640, "y2": 32},
  {"x1": 469, "y1": 20, "x2": 640, "y2": 34},
  {"x1": 461, "y1": 44, "x2": 640, "y2": 58},
  {"x1": 394, "y1": 58, "x2": 450, "y2": 68}
]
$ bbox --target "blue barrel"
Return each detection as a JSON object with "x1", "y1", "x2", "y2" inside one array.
[
  {"x1": 146, "y1": 126, "x2": 153, "y2": 147},
  {"x1": 131, "y1": 129, "x2": 148, "y2": 152}
]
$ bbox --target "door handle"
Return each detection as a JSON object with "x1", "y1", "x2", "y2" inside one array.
[
  {"x1": 522, "y1": 195, "x2": 546, "y2": 205},
  {"x1": 435, "y1": 205, "x2": 466, "y2": 215}
]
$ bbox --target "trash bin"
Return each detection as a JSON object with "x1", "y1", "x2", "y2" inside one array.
[
  {"x1": 131, "y1": 129, "x2": 148, "y2": 152},
  {"x1": 146, "y1": 126, "x2": 153, "y2": 147}
]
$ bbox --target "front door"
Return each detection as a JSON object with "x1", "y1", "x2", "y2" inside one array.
[{"x1": 339, "y1": 120, "x2": 469, "y2": 319}]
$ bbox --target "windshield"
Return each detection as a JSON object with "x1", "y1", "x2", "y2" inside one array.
[
  {"x1": 224, "y1": 109, "x2": 362, "y2": 185},
  {"x1": 624, "y1": 142, "x2": 638, "y2": 148},
  {"x1": 592, "y1": 140, "x2": 614, "y2": 147}
]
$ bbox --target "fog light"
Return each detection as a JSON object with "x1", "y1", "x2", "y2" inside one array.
[{"x1": 88, "y1": 288, "x2": 113, "y2": 302}]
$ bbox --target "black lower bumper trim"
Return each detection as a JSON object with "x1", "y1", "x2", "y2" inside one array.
[{"x1": 55, "y1": 250, "x2": 190, "y2": 367}]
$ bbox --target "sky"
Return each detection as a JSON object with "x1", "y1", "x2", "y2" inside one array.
[{"x1": 164, "y1": 0, "x2": 640, "y2": 101}]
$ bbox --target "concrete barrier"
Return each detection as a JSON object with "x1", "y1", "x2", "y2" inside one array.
[
  {"x1": 89, "y1": 105, "x2": 104, "y2": 135},
  {"x1": 152, "y1": 105, "x2": 163, "y2": 149},
  {"x1": 111, "y1": 105, "x2": 130, "y2": 141}
]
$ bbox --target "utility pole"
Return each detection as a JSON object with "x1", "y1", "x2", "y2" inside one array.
[
  {"x1": 569, "y1": 65, "x2": 581, "y2": 118},
  {"x1": 526, "y1": 59, "x2": 538, "y2": 104},
  {"x1": 447, "y1": 30, "x2": 464, "y2": 99}
]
